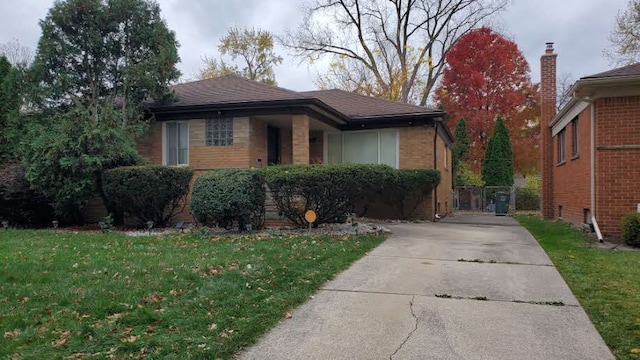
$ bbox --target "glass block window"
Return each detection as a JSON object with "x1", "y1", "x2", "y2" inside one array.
[{"x1": 206, "y1": 117, "x2": 233, "y2": 146}]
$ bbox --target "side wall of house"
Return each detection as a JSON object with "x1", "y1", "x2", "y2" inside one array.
[
  {"x1": 552, "y1": 107, "x2": 591, "y2": 227},
  {"x1": 435, "y1": 131, "x2": 453, "y2": 215},
  {"x1": 364, "y1": 126, "x2": 441, "y2": 220},
  {"x1": 595, "y1": 96, "x2": 640, "y2": 235}
]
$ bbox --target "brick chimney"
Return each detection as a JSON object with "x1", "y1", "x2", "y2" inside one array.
[{"x1": 540, "y1": 42, "x2": 557, "y2": 220}]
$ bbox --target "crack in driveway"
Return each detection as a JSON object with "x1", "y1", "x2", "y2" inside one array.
[{"x1": 390, "y1": 295, "x2": 418, "y2": 359}]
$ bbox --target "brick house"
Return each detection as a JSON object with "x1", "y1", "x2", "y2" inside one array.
[
  {"x1": 131, "y1": 74, "x2": 453, "y2": 223},
  {"x1": 540, "y1": 43, "x2": 640, "y2": 238}
]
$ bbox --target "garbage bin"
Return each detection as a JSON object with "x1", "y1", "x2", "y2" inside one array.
[{"x1": 494, "y1": 191, "x2": 510, "y2": 216}]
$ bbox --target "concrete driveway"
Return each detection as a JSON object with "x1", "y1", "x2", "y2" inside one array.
[{"x1": 240, "y1": 214, "x2": 614, "y2": 360}]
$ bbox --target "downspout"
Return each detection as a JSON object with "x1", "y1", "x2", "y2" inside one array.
[
  {"x1": 589, "y1": 102, "x2": 604, "y2": 242},
  {"x1": 433, "y1": 120, "x2": 439, "y2": 220}
]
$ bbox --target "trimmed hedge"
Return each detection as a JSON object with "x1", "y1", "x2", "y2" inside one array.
[
  {"x1": 381, "y1": 169, "x2": 441, "y2": 220},
  {"x1": 515, "y1": 187, "x2": 540, "y2": 211},
  {"x1": 191, "y1": 169, "x2": 266, "y2": 231},
  {"x1": 102, "y1": 165, "x2": 193, "y2": 227},
  {"x1": 262, "y1": 164, "x2": 397, "y2": 227},
  {"x1": 0, "y1": 162, "x2": 54, "y2": 226},
  {"x1": 621, "y1": 212, "x2": 640, "y2": 247}
]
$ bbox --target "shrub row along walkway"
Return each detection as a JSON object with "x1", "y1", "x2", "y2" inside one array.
[{"x1": 240, "y1": 214, "x2": 613, "y2": 359}]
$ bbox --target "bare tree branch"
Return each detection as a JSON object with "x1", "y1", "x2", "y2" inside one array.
[
  {"x1": 605, "y1": 0, "x2": 640, "y2": 66},
  {"x1": 0, "y1": 38, "x2": 34, "y2": 66},
  {"x1": 283, "y1": 0, "x2": 507, "y2": 104},
  {"x1": 556, "y1": 72, "x2": 575, "y2": 111}
]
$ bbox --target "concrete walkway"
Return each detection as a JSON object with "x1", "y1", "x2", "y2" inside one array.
[{"x1": 240, "y1": 214, "x2": 614, "y2": 360}]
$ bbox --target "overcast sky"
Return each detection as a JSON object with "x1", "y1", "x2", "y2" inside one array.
[{"x1": 0, "y1": 0, "x2": 630, "y2": 94}]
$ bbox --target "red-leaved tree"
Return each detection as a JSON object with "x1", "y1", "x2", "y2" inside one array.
[{"x1": 435, "y1": 26, "x2": 540, "y2": 176}]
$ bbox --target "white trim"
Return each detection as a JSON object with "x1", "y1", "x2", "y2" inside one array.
[
  {"x1": 162, "y1": 120, "x2": 190, "y2": 166},
  {"x1": 552, "y1": 101, "x2": 589, "y2": 136}
]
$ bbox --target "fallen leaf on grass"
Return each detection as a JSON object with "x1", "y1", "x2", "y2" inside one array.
[
  {"x1": 51, "y1": 331, "x2": 71, "y2": 347},
  {"x1": 208, "y1": 323, "x2": 217, "y2": 331},
  {"x1": 106, "y1": 313, "x2": 122, "y2": 322},
  {"x1": 146, "y1": 326, "x2": 154, "y2": 334},
  {"x1": 3, "y1": 329, "x2": 20, "y2": 339},
  {"x1": 631, "y1": 348, "x2": 640, "y2": 354},
  {"x1": 121, "y1": 335, "x2": 140, "y2": 343}
]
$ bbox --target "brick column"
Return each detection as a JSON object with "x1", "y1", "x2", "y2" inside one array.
[
  {"x1": 540, "y1": 43, "x2": 557, "y2": 220},
  {"x1": 292, "y1": 114, "x2": 310, "y2": 164}
]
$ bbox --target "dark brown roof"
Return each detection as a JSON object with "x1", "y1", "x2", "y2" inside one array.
[
  {"x1": 166, "y1": 74, "x2": 309, "y2": 107},
  {"x1": 302, "y1": 89, "x2": 440, "y2": 119},
  {"x1": 583, "y1": 62, "x2": 640, "y2": 79},
  {"x1": 152, "y1": 75, "x2": 446, "y2": 130}
]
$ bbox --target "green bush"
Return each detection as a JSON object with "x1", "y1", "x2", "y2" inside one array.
[
  {"x1": 621, "y1": 212, "x2": 640, "y2": 247},
  {"x1": 262, "y1": 164, "x2": 396, "y2": 227},
  {"x1": 383, "y1": 169, "x2": 441, "y2": 219},
  {"x1": 102, "y1": 165, "x2": 193, "y2": 227},
  {"x1": 515, "y1": 187, "x2": 539, "y2": 211},
  {"x1": 0, "y1": 162, "x2": 54, "y2": 226},
  {"x1": 190, "y1": 169, "x2": 266, "y2": 231}
]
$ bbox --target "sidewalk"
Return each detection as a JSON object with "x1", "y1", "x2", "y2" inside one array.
[{"x1": 239, "y1": 215, "x2": 614, "y2": 360}]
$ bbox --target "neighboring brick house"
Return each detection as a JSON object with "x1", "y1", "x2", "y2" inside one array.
[
  {"x1": 540, "y1": 43, "x2": 640, "y2": 238},
  {"x1": 133, "y1": 74, "x2": 453, "y2": 223}
]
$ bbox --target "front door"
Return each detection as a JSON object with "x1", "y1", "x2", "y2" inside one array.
[{"x1": 267, "y1": 126, "x2": 281, "y2": 165}]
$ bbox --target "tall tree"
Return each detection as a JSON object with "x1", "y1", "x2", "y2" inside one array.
[
  {"x1": 0, "y1": 57, "x2": 23, "y2": 161},
  {"x1": 435, "y1": 26, "x2": 538, "y2": 174},
  {"x1": 283, "y1": 0, "x2": 507, "y2": 105},
  {"x1": 482, "y1": 117, "x2": 514, "y2": 187},
  {"x1": 0, "y1": 56, "x2": 14, "y2": 161},
  {"x1": 452, "y1": 118, "x2": 470, "y2": 187},
  {"x1": 19, "y1": 0, "x2": 180, "y2": 220},
  {"x1": 606, "y1": 0, "x2": 640, "y2": 65},
  {"x1": 200, "y1": 28, "x2": 283, "y2": 85},
  {"x1": 0, "y1": 38, "x2": 34, "y2": 66}
]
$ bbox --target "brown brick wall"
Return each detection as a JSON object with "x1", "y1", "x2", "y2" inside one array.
[
  {"x1": 136, "y1": 121, "x2": 162, "y2": 164},
  {"x1": 595, "y1": 96, "x2": 640, "y2": 235},
  {"x1": 435, "y1": 132, "x2": 453, "y2": 215},
  {"x1": 398, "y1": 126, "x2": 434, "y2": 169},
  {"x1": 292, "y1": 115, "x2": 310, "y2": 164},
  {"x1": 540, "y1": 50, "x2": 557, "y2": 220},
  {"x1": 552, "y1": 107, "x2": 591, "y2": 227},
  {"x1": 190, "y1": 117, "x2": 252, "y2": 169},
  {"x1": 250, "y1": 117, "x2": 268, "y2": 168}
]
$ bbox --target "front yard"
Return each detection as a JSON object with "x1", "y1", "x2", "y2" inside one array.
[
  {"x1": 0, "y1": 230, "x2": 385, "y2": 359},
  {"x1": 517, "y1": 216, "x2": 640, "y2": 360}
]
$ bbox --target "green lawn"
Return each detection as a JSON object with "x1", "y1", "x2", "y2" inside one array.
[
  {"x1": 517, "y1": 216, "x2": 640, "y2": 360},
  {"x1": 0, "y1": 230, "x2": 385, "y2": 359}
]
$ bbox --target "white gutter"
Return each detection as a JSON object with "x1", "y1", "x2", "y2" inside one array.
[{"x1": 589, "y1": 102, "x2": 604, "y2": 242}]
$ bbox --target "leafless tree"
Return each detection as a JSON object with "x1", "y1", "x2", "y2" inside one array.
[
  {"x1": 281, "y1": 0, "x2": 507, "y2": 105},
  {"x1": 0, "y1": 38, "x2": 34, "y2": 66},
  {"x1": 605, "y1": 0, "x2": 640, "y2": 65},
  {"x1": 556, "y1": 72, "x2": 575, "y2": 111}
]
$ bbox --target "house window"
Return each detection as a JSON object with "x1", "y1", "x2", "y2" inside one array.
[
  {"x1": 327, "y1": 130, "x2": 398, "y2": 168},
  {"x1": 206, "y1": 117, "x2": 233, "y2": 146},
  {"x1": 571, "y1": 118, "x2": 579, "y2": 158},
  {"x1": 165, "y1": 122, "x2": 189, "y2": 166},
  {"x1": 557, "y1": 129, "x2": 566, "y2": 164}
]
